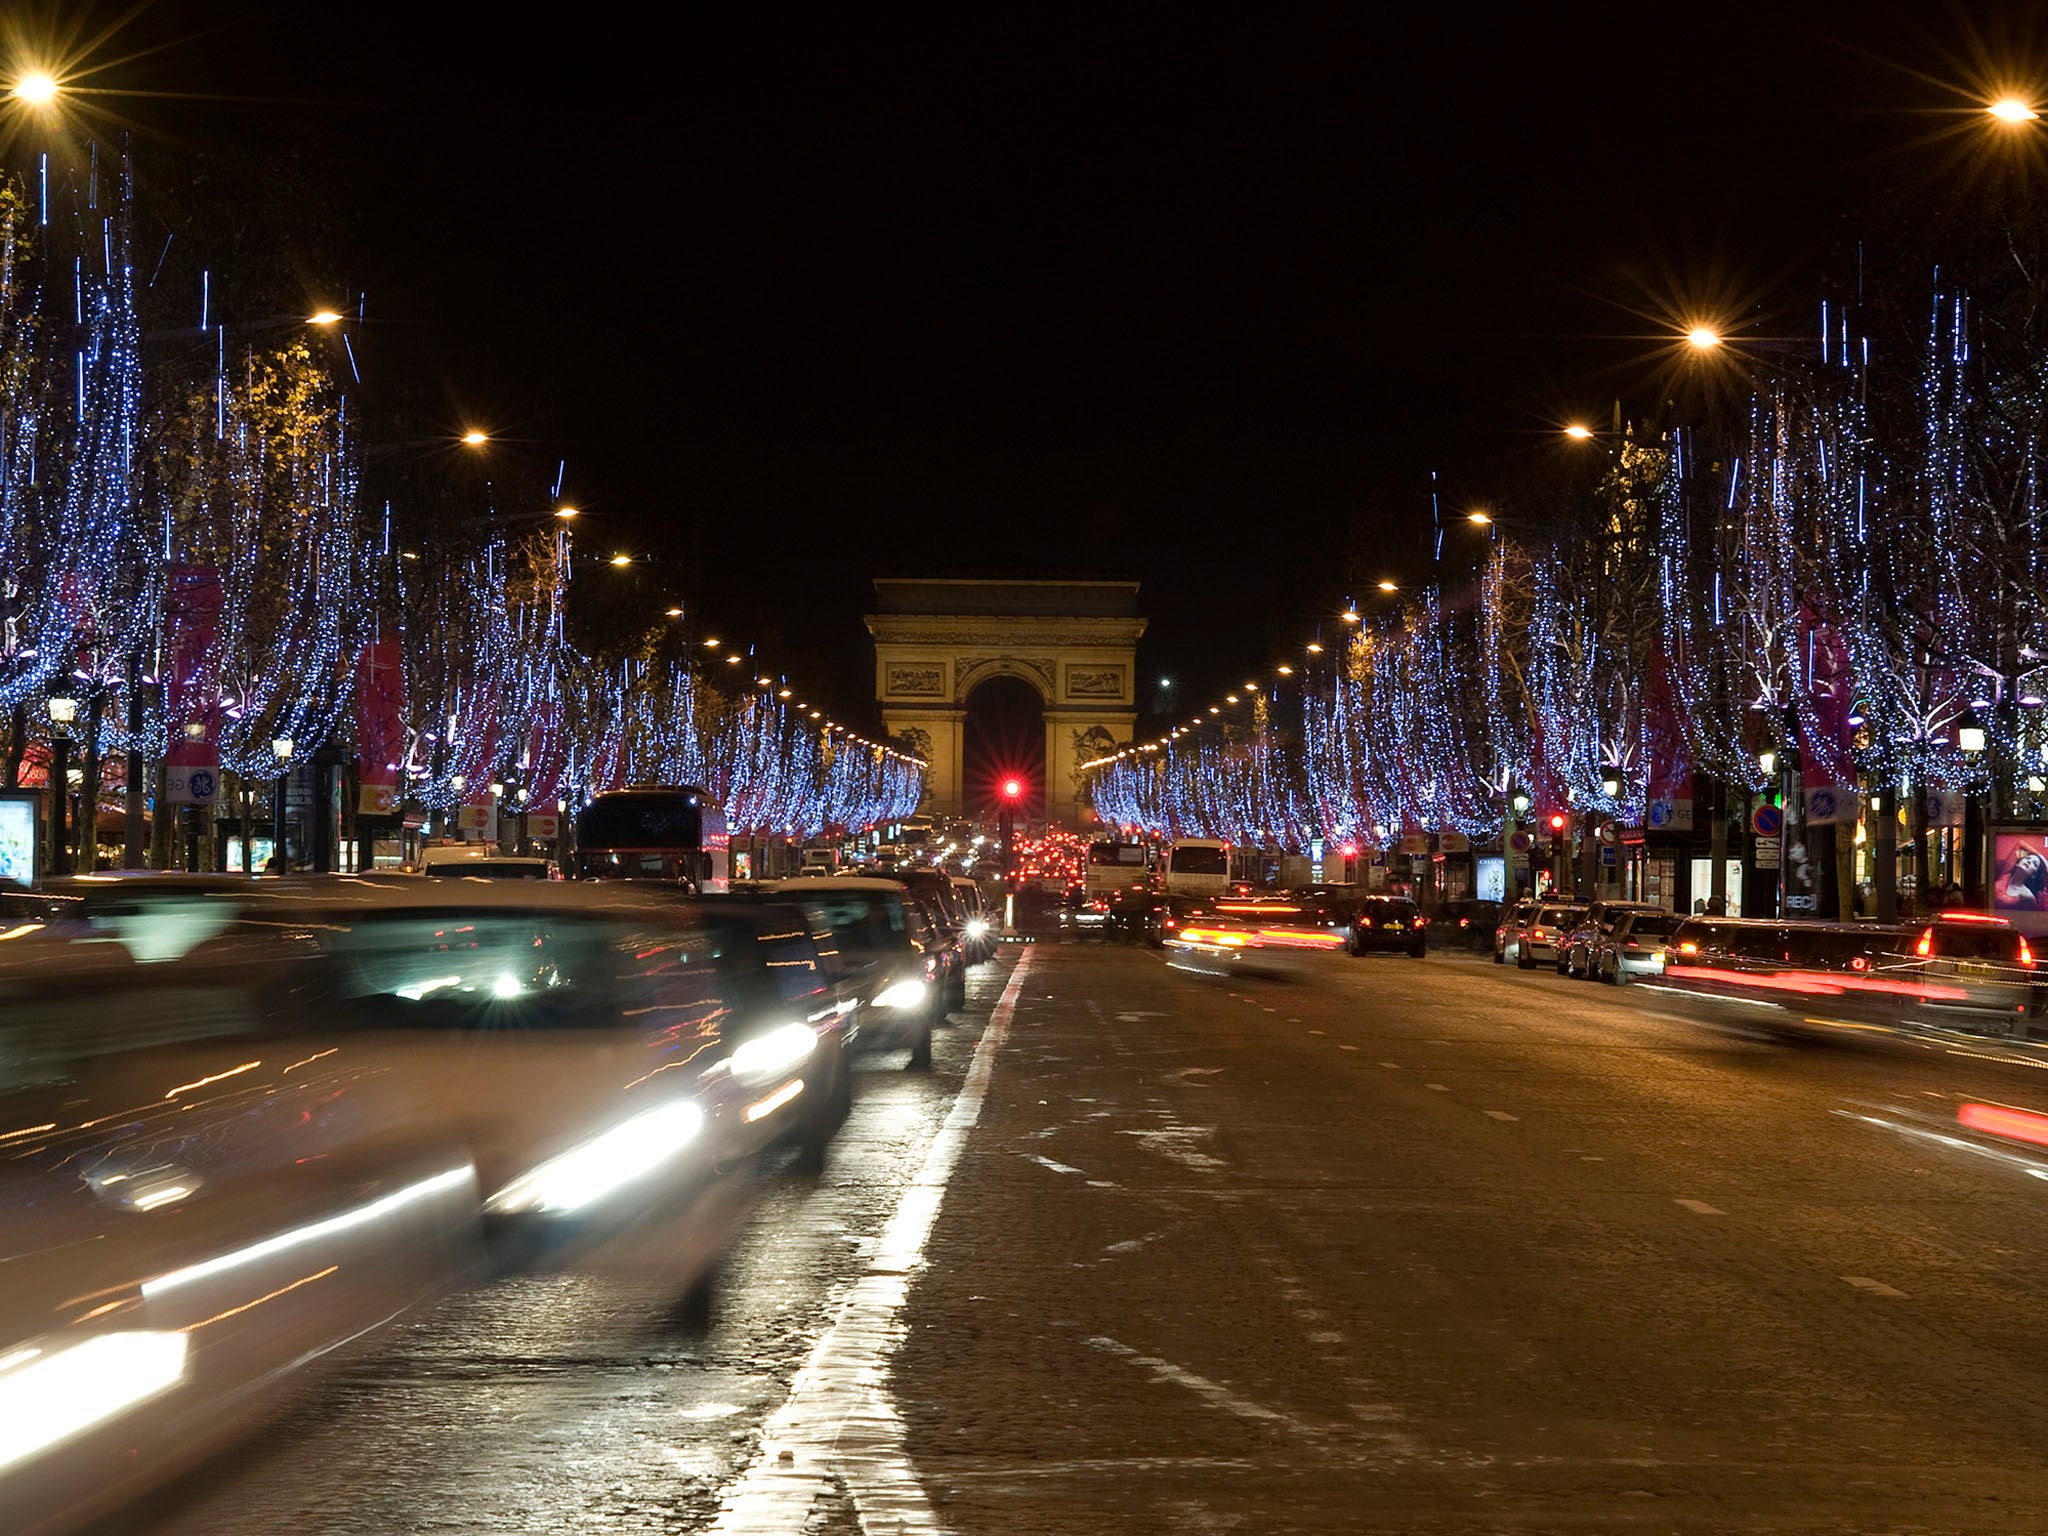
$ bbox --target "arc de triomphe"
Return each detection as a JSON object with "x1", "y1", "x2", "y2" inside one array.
[{"x1": 866, "y1": 578, "x2": 1144, "y2": 827}]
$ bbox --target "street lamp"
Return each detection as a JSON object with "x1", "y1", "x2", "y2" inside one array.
[
  {"x1": 1376, "y1": 580, "x2": 1398, "y2": 593},
  {"x1": 1960, "y1": 711, "x2": 1989, "y2": 907},
  {"x1": 1466, "y1": 510, "x2": 1492, "y2": 525},
  {"x1": 554, "y1": 505, "x2": 579, "y2": 520},
  {"x1": 270, "y1": 737, "x2": 293, "y2": 873},
  {"x1": 1989, "y1": 98, "x2": 2039, "y2": 124},
  {"x1": 11, "y1": 71, "x2": 58, "y2": 106},
  {"x1": 460, "y1": 430, "x2": 489, "y2": 447},
  {"x1": 308, "y1": 310, "x2": 343, "y2": 327},
  {"x1": 608, "y1": 553, "x2": 634, "y2": 567},
  {"x1": 1563, "y1": 423, "x2": 1594, "y2": 440},
  {"x1": 46, "y1": 696, "x2": 74, "y2": 876},
  {"x1": 1685, "y1": 325, "x2": 1723, "y2": 350}
]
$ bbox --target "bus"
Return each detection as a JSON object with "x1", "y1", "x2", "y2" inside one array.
[
  {"x1": 1084, "y1": 839, "x2": 1150, "y2": 897},
  {"x1": 571, "y1": 786, "x2": 730, "y2": 891},
  {"x1": 1163, "y1": 838, "x2": 1231, "y2": 896}
]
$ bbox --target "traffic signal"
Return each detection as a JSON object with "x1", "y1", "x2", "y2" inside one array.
[
  {"x1": 1003, "y1": 778, "x2": 1023, "y2": 800},
  {"x1": 1548, "y1": 813, "x2": 1567, "y2": 833}
]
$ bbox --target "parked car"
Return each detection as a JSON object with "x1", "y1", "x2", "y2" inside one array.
[
  {"x1": 1494, "y1": 898, "x2": 1536, "y2": 964},
  {"x1": 1348, "y1": 895, "x2": 1427, "y2": 957},
  {"x1": 760, "y1": 876, "x2": 940, "y2": 1068},
  {"x1": 418, "y1": 845, "x2": 553, "y2": 879},
  {"x1": 1557, "y1": 901, "x2": 1666, "y2": 977},
  {"x1": 1427, "y1": 898, "x2": 1500, "y2": 951},
  {"x1": 1588, "y1": 908, "x2": 1688, "y2": 983},
  {"x1": 1516, "y1": 901, "x2": 1588, "y2": 969}
]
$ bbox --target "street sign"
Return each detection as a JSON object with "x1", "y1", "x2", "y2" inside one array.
[
  {"x1": 1508, "y1": 829, "x2": 1532, "y2": 852},
  {"x1": 166, "y1": 762, "x2": 218, "y2": 806},
  {"x1": 1752, "y1": 804, "x2": 1783, "y2": 837},
  {"x1": 1600, "y1": 844, "x2": 1617, "y2": 867},
  {"x1": 1438, "y1": 830, "x2": 1470, "y2": 853},
  {"x1": 1925, "y1": 790, "x2": 1964, "y2": 828},
  {"x1": 1596, "y1": 821, "x2": 1619, "y2": 845},
  {"x1": 1755, "y1": 834, "x2": 1781, "y2": 869}
]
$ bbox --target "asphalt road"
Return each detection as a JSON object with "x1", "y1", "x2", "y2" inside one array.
[{"x1": 118, "y1": 937, "x2": 2048, "y2": 1534}]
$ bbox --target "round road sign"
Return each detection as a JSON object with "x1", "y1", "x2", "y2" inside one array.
[{"x1": 1752, "y1": 804, "x2": 1782, "y2": 837}]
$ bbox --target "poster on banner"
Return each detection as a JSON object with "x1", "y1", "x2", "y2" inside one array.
[
  {"x1": 1991, "y1": 830, "x2": 2048, "y2": 934},
  {"x1": 166, "y1": 763, "x2": 219, "y2": 806},
  {"x1": 358, "y1": 783, "x2": 398, "y2": 816},
  {"x1": 1647, "y1": 797, "x2": 1693, "y2": 831},
  {"x1": 1924, "y1": 791, "x2": 1964, "y2": 828},
  {"x1": 526, "y1": 813, "x2": 560, "y2": 840},
  {"x1": 1438, "y1": 831, "x2": 1469, "y2": 854},
  {"x1": 1803, "y1": 787, "x2": 1858, "y2": 825},
  {"x1": 457, "y1": 801, "x2": 498, "y2": 839},
  {"x1": 1399, "y1": 833, "x2": 1429, "y2": 856}
]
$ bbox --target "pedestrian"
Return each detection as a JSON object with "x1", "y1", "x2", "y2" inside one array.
[{"x1": 1704, "y1": 894, "x2": 1727, "y2": 916}]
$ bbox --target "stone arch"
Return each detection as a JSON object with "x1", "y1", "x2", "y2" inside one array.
[{"x1": 867, "y1": 579, "x2": 1145, "y2": 828}]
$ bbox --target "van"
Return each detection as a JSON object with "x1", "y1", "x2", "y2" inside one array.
[{"x1": 1163, "y1": 839, "x2": 1230, "y2": 897}]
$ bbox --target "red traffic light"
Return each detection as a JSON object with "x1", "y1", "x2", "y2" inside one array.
[
  {"x1": 1548, "y1": 813, "x2": 1567, "y2": 832},
  {"x1": 1002, "y1": 778, "x2": 1023, "y2": 800}
]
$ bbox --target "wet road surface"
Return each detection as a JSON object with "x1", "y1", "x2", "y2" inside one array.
[{"x1": 120, "y1": 939, "x2": 2048, "y2": 1533}]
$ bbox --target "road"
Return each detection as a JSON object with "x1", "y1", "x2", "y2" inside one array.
[{"x1": 119, "y1": 938, "x2": 2048, "y2": 1533}]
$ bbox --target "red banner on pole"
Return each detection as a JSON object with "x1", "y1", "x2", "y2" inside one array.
[
  {"x1": 164, "y1": 565, "x2": 223, "y2": 770},
  {"x1": 355, "y1": 637, "x2": 406, "y2": 815}
]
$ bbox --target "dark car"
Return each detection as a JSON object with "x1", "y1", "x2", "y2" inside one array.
[
  {"x1": 893, "y1": 868, "x2": 971, "y2": 1011},
  {"x1": 1349, "y1": 895, "x2": 1428, "y2": 957},
  {"x1": 1104, "y1": 879, "x2": 1168, "y2": 945},
  {"x1": 760, "y1": 876, "x2": 941, "y2": 1068},
  {"x1": 1428, "y1": 898, "x2": 1501, "y2": 951}
]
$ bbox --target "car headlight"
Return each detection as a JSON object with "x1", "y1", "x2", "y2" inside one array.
[
  {"x1": 965, "y1": 918, "x2": 989, "y2": 938},
  {"x1": 873, "y1": 978, "x2": 929, "y2": 1010},
  {"x1": 0, "y1": 1331, "x2": 189, "y2": 1472},
  {"x1": 486, "y1": 1100, "x2": 705, "y2": 1215},
  {"x1": 728, "y1": 1021, "x2": 820, "y2": 1081}
]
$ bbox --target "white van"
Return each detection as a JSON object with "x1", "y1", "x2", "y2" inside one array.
[{"x1": 1163, "y1": 839, "x2": 1230, "y2": 896}]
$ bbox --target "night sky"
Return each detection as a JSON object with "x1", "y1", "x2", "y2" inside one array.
[{"x1": 27, "y1": 2, "x2": 2044, "y2": 736}]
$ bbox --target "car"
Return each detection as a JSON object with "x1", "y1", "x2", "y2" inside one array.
[
  {"x1": 418, "y1": 845, "x2": 553, "y2": 879},
  {"x1": 949, "y1": 875, "x2": 996, "y2": 962},
  {"x1": 894, "y1": 868, "x2": 971, "y2": 1010},
  {"x1": 1104, "y1": 878, "x2": 1168, "y2": 945},
  {"x1": 1494, "y1": 898, "x2": 1536, "y2": 964},
  {"x1": 1558, "y1": 901, "x2": 1666, "y2": 977},
  {"x1": 1427, "y1": 897, "x2": 1500, "y2": 951},
  {"x1": 1517, "y1": 901, "x2": 1588, "y2": 969},
  {"x1": 759, "y1": 876, "x2": 942, "y2": 1068},
  {"x1": 1348, "y1": 895, "x2": 1428, "y2": 957},
  {"x1": 1162, "y1": 895, "x2": 1349, "y2": 979},
  {"x1": 1900, "y1": 912, "x2": 2045, "y2": 1033},
  {"x1": 1588, "y1": 909, "x2": 1688, "y2": 983}
]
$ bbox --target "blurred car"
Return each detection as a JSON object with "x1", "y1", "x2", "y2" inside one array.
[
  {"x1": 1557, "y1": 901, "x2": 1665, "y2": 977},
  {"x1": 417, "y1": 845, "x2": 553, "y2": 879},
  {"x1": 1516, "y1": 901, "x2": 1587, "y2": 970},
  {"x1": 1427, "y1": 897, "x2": 1500, "y2": 951},
  {"x1": 949, "y1": 875, "x2": 995, "y2": 962},
  {"x1": 1104, "y1": 879, "x2": 1168, "y2": 945},
  {"x1": 1587, "y1": 908, "x2": 1688, "y2": 983},
  {"x1": 759, "y1": 876, "x2": 940, "y2": 1068},
  {"x1": 1348, "y1": 894, "x2": 1427, "y2": 957},
  {"x1": 1162, "y1": 895, "x2": 1349, "y2": 979},
  {"x1": 894, "y1": 868, "x2": 971, "y2": 1010},
  {"x1": 1494, "y1": 898, "x2": 1535, "y2": 964},
  {"x1": 1898, "y1": 912, "x2": 2045, "y2": 1032}
]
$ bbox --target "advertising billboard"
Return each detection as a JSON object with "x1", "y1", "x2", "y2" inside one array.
[
  {"x1": 1991, "y1": 830, "x2": 2048, "y2": 933},
  {"x1": 0, "y1": 792, "x2": 38, "y2": 888}
]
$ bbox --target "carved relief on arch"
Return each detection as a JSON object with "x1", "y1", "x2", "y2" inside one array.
[{"x1": 953, "y1": 655, "x2": 1055, "y2": 703}]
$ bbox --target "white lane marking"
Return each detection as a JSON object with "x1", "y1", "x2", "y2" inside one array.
[
  {"x1": 1425, "y1": 1083, "x2": 1448, "y2": 1092},
  {"x1": 1025, "y1": 1153, "x2": 1085, "y2": 1177},
  {"x1": 1844, "y1": 1275, "x2": 1907, "y2": 1297},
  {"x1": 1119, "y1": 1125, "x2": 1226, "y2": 1172},
  {"x1": 710, "y1": 950, "x2": 1033, "y2": 1533},
  {"x1": 1337, "y1": 1044, "x2": 1359, "y2": 1051},
  {"x1": 1308, "y1": 1029, "x2": 1325, "y2": 1036},
  {"x1": 1086, "y1": 1336, "x2": 1321, "y2": 1437},
  {"x1": 1675, "y1": 1198, "x2": 1725, "y2": 1216},
  {"x1": 1483, "y1": 1109, "x2": 1520, "y2": 1122},
  {"x1": 1114, "y1": 1011, "x2": 1167, "y2": 1021},
  {"x1": 1378, "y1": 1061, "x2": 1400, "y2": 1069}
]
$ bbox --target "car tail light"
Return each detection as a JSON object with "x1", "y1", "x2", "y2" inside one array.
[
  {"x1": 2023, "y1": 936, "x2": 2037, "y2": 968},
  {"x1": 1677, "y1": 940, "x2": 1698, "y2": 955},
  {"x1": 1916, "y1": 928, "x2": 1933, "y2": 958},
  {"x1": 1458, "y1": 917, "x2": 1470, "y2": 927},
  {"x1": 1850, "y1": 955, "x2": 1870, "y2": 972},
  {"x1": 1531, "y1": 928, "x2": 1547, "y2": 941},
  {"x1": 1623, "y1": 939, "x2": 1640, "y2": 950},
  {"x1": 1358, "y1": 916, "x2": 1373, "y2": 929}
]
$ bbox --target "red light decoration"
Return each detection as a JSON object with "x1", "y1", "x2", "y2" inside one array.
[{"x1": 1959, "y1": 1102, "x2": 2048, "y2": 1149}]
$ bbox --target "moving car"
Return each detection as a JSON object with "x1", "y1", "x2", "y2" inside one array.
[
  {"x1": 894, "y1": 867, "x2": 971, "y2": 1010},
  {"x1": 419, "y1": 844, "x2": 552, "y2": 879},
  {"x1": 1427, "y1": 897, "x2": 1500, "y2": 951},
  {"x1": 762, "y1": 876, "x2": 941, "y2": 1068},
  {"x1": 1494, "y1": 898, "x2": 1536, "y2": 964},
  {"x1": 1348, "y1": 894, "x2": 1428, "y2": 957},
  {"x1": 949, "y1": 875, "x2": 995, "y2": 962},
  {"x1": 1162, "y1": 895, "x2": 1349, "y2": 979}
]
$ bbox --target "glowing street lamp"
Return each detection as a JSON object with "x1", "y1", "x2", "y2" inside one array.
[
  {"x1": 1376, "y1": 579, "x2": 1398, "y2": 593},
  {"x1": 11, "y1": 71, "x2": 58, "y2": 106},
  {"x1": 1563, "y1": 423, "x2": 1594, "y2": 441},
  {"x1": 1989, "y1": 98, "x2": 2039, "y2": 124},
  {"x1": 460, "y1": 430, "x2": 489, "y2": 447},
  {"x1": 608, "y1": 553, "x2": 634, "y2": 567},
  {"x1": 553, "y1": 505, "x2": 579, "y2": 520},
  {"x1": 1466, "y1": 510, "x2": 1492, "y2": 525},
  {"x1": 308, "y1": 310, "x2": 343, "y2": 327},
  {"x1": 1685, "y1": 325, "x2": 1723, "y2": 350}
]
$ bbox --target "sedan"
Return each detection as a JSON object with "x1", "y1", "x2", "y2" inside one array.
[{"x1": 1589, "y1": 909, "x2": 1687, "y2": 983}]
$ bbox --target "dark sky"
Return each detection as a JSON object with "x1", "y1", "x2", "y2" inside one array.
[{"x1": 24, "y1": 2, "x2": 2045, "y2": 734}]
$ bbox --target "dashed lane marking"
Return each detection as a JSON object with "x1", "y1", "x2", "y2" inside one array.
[
  {"x1": 1675, "y1": 1198, "x2": 1725, "y2": 1216},
  {"x1": 1425, "y1": 1083, "x2": 1448, "y2": 1091},
  {"x1": 710, "y1": 949, "x2": 1033, "y2": 1533},
  {"x1": 1843, "y1": 1275, "x2": 1907, "y2": 1297},
  {"x1": 1337, "y1": 1044, "x2": 1359, "y2": 1051},
  {"x1": 1024, "y1": 1153, "x2": 1086, "y2": 1177},
  {"x1": 1378, "y1": 1061, "x2": 1400, "y2": 1069},
  {"x1": 1483, "y1": 1109, "x2": 1520, "y2": 1122},
  {"x1": 1085, "y1": 1336, "x2": 1322, "y2": 1437}
]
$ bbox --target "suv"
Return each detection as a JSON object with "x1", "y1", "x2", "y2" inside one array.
[
  {"x1": 1429, "y1": 897, "x2": 1501, "y2": 951},
  {"x1": 1517, "y1": 901, "x2": 1588, "y2": 970},
  {"x1": 1348, "y1": 895, "x2": 1427, "y2": 957}
]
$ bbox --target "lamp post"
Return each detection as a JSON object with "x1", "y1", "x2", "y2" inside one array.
[
  {"x1": 270, "y1": 737, "x2": 293, "y2": 873},
  {"x1": 1960, "y1": 711, "x2": 1988, "y2": 908},
  {"x1": 1510, "y1": 791, "x2": 1530, "y2": 896},
  {"x1": 46, "y1": 696, "x2": 74, "y2": 876}
]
